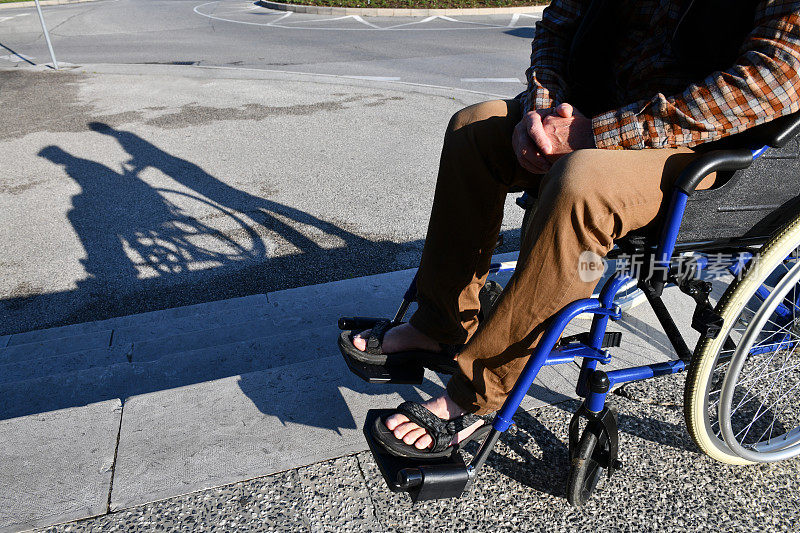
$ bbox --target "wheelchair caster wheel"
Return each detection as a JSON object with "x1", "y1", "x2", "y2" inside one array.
[{"x1": 566, "y1": 427, "x2": 610, "y2": 508}]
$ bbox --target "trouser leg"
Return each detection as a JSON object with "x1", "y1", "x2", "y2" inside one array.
[
  {"x1": 447, "y1": 147, "x2": 711, "y2": 414},
  {"x1": 409, "y1": 99, "x2": 537, "y2": 345}
]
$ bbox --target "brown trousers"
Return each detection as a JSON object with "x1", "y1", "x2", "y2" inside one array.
[{"x1": 408, "y1": 99, "x2": 714, "y2": 415}]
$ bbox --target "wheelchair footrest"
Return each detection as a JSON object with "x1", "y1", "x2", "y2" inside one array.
[
  {"x1": 341, "y1": 351, "x2": 425, "y2": 384},
  {"x1": 363, "y1": 409, "x2": 470, "y2": 502},
  {"x1": 561, "y1": 331, "x2": 622, "y2": 349}
]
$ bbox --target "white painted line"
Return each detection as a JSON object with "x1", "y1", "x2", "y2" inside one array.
[
  {"x1": 346, "y1": 76, "x2": 401, "y2": 81},
  {"x1": 285, "y1": 15, "x2": 355, "y2": 23},
  {"x1": 193, "y1": 1, "x2": 290, "y2": 26},
  {"x1": 0, "y1": 53, "x2": 34, "y2": 63},
  {"x1": 507, "y1": 13, "x2": 519, "y2": 27},
  {"x1": 352, "y1": 15, "x2": 380, "y2": 29},
  {"x1": 0, "y1": 14, "x2": 29, "y2": 24},
  {"x1": 271, "y1": 11, "x2": 292, "y2": 23},
  {"x1": 461, "y1": 77, "x2": 522, "y2": 83},
  {"x1": 193, "y1": 1, "x2": 537, "y2": 31},
  {"x1": 186, "y1": 64, "x2": 510, "y2": 99},
  {"x1": 381, "y1": 15, "x2": 437, "y2": 29}
]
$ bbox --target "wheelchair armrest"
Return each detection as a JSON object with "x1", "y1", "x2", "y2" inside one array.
[
  {"x1": 673, "y1": 148, "x2": 754, "y2": 195},
  {"x1": 741, "y1": 110, "x2": 800, "y2": 149}
]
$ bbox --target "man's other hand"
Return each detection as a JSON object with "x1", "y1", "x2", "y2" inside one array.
[
  {"x1": 539, "y1": 103, "x2": 595, "y2": 160},
  {"x1": 513, "y1": 103, "x2": 596, "y2": 174}
]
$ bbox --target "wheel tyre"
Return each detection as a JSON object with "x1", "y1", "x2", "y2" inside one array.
[
  {"x1": 685, "y1": 214, "x2": 800, "y2": 464},
  {"x1": 566, "y1": 429, "x2": 607, "y2": 507}
]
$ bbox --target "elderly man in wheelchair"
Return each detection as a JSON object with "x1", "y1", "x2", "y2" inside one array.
[{"x1": 338, "y1": 0, "x2": 800, "y2": 505}]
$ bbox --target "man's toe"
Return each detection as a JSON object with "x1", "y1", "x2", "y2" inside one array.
[
  {"x1": 385, "y1": 413, "x2": 409, "y2": 431},
  {"x1": 352, "y1": 330, "x2": 370, "y2": 352},
  {"x1": 414, "y1": 434, "x2": 433, "y2": 450},
  {"x1": 402, "y1": 427, "x2": 427, "y2": 445},
  {"x1": 392, "y1": 421, "x2": 420, "y2": 440}
]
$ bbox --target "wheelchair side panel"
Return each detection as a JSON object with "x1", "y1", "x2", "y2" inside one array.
[{"x1": 679, "y1": 137, "x2": 800, "y2": 244}]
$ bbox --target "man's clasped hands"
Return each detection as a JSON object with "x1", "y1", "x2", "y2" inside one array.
[{"x1": 512, "y1": 103, "x2": 596, "y2": 175}]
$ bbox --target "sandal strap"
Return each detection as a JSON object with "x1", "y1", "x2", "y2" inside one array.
[
  {"x1": 396, "y1": 403, "x2": 494, "y2": 453},
  {"x1": 396, "y1": 402, "x2": 452, "y2": 453},
  {"x1": 365, "y1": 320, "x2": 393, "y2": 355},
  {"x1": 445, "y1": 413, "x2": 487, "y2": 433}
]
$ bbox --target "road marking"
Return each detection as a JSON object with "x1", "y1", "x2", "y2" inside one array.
[
  {"x1": 461, "y1": 77, "x2": 522, "y2": 83},
  {"x1": 346, "y1": 76, "x2": 401, "y2": 81},
  {"x1": 194, "y1": 1, "x2": 539, "y2": 32},
  {"x1": 0, "y1": 14, "x2": 29, "y2": 24},
  {"x1": 352, "y1": 15, "x2": 380, "y2": 29},
  {"x1": 0, "y1": 53, "x2": 34, "y2": 63},
  {"x1": 507, "y1": 12, "x2": 540, "y2": 28},
  {"x1": 194, "y1": 64, "x2": 511, "y2": 99}
]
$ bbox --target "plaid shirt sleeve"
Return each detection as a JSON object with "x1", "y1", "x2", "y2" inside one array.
[
  {"x1": 593, "y1": 1, "x2": 800, "y2": 149},
  {"x1": 521, "y1": 0, "x2": 590, "y2": 113}
]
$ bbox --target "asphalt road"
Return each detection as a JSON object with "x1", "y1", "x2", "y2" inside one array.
[
  {"x1": 0, "y1": 0, "x2": 536, "y2": 335},
  {"x1": 0, "y1": 63, "x2": 526, "y2": 335},
  {"x1": 0, "y1": 0, "x2": 538, "y2": 95}
]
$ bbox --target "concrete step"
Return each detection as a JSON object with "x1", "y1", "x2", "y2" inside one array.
[
  {"x1": 109, "y1": 352, "x2": 576, "y2": 510},
  {"x1": 0, "y1": 329, "x2": 113, "y2": 366},
  {"x1": 0, "y1": 399, "x2": 122, "y2": 533},
  {"x1": 0, "y1": 322, "x2": 333, "y2": 421},
  {"x1": 0, "y1": 344, "x2": 132, "y2": 386},
  {"x1": 0, "y1": 297, "x2": 398, "y2": 390},
  {"x1": 125, "y1": 252, "x2": 518, "y2": 365},
  {"x1": 5, "y1": 294, "x2": 268, "y2": 347},
  {"x1": 110, "y1": 301, "x2": 273, "y2": 347},
  {"x1": 129, "y1": 298, "x2": 399, "y2": 363}
]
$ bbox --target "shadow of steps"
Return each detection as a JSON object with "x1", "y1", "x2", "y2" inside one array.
[
  {"x1": 0, "y1": 329, "x2": 113, "y2": 366},
  {"x1": 0, "y1": 321, "x2": 355, "y2": 420},
  {"x1": 5, "y1": 294, "x2": 268, "y2": 347},
  {"x1": 129, "y1": 298, "x2": 399, "y2": 363},
  {"x1": 0, "y1": 344, "x2": 132, "y2": 386}
]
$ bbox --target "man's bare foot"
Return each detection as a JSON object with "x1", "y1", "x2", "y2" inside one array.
[
  {"x1": 352, "y1": 322, "x2": 442, "y2": 354},
  {"x1": 385, "y1": 394, "x2": 485, "y2": 450}
]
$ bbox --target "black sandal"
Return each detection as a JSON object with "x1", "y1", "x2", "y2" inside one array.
[
  {"x1": 338, "y1": 320, "x2": 460, "y2": 374},
  {"x1": 371, "y1": 401, "x2": 494, "y2": 459}
]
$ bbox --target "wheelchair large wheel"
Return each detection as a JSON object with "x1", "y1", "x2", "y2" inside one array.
[{"x1": 685, "y1": 214, "x2": 800, "y2": 464}]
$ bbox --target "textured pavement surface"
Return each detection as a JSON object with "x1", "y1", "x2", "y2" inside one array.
[{"x1": 37, "y1": 374, "x2": 800, "y2": 532}]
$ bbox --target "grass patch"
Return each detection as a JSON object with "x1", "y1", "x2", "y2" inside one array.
[{"x1": 263, "y1": 0, "x2": 547, "y2": 8}]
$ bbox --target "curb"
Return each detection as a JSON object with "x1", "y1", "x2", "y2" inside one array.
[
  {"x1": 256, "y1": 0, "x2": 546, "y2": 17},
  {"x1": 0, "y1": 0, "x2": 98, "y2": 10}
]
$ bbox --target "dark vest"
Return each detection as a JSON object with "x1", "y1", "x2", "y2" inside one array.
[{"x1": 566, "y1": 0, "x2": 760, "y2": 117}]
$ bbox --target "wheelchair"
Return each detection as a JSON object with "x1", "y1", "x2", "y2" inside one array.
[{"x1": 338, "y1": 109, "x2": 800, "y2": 507}]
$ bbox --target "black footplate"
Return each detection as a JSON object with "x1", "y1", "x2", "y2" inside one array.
[
  {"x1": 338, "y1": 316, "x2": 457, "y2": 384},
  {"x1": 342, "y1": 353, "x2": 425, "y2": 384},
  {"x1": 363, "y1": 409, "x2": 470, "y2": 502},
  {"x1": 561, "y1": 331, "x2": 622, "y2": 348}
]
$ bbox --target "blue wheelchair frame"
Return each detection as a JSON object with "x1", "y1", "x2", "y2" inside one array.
[
  {"x1": 488, "y1": 147, "x2": 771, "y2": 443},
  {"x1": 345, "y1": 110, "x2": 800, "y2": 503},
  {"x1": 378, "y1": 145, "x2": 778, "y2": 493}
]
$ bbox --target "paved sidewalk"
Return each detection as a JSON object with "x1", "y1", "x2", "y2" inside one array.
[{"x1": 36, "y1": 374, "x2": 800, "y2": 532}]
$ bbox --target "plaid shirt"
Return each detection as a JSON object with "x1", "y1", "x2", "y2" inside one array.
[{"x1": 522, "y1": 0, "x2": 800, "y2": 149}]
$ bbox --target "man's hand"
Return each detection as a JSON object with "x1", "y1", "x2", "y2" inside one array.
[
  {"x1": 512, "y1": 103, "x2": 596, "y2": 174},
  {"x1": 538, "y1": 103, "x2": 596, "y2": 159}
]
